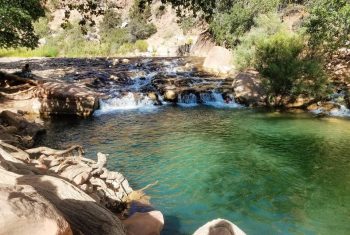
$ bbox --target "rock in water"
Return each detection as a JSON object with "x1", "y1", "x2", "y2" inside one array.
[
  {"x1": 232, "y1": 71, "x2": 265, "y2": 107},
  {"x1": 193, "y1": 219, "x2": 246, "y2": 235},
  {"x1": 0, "y1": 184, "x2": 73, "y2": 235},
  {"x1": 164, "y1": 90, "x2": 177, "y2": 102},
  {"x1": 37, "y1": 82, "x2": 100, "y2": 117}
]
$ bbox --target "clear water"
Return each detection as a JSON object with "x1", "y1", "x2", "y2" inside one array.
[{"x1": 41, "y1": 107, "x2": 350, "y2": 235}]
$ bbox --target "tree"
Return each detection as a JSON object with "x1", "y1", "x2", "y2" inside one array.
[
  {"x1": 255, "y1": 32, "x2": 328, "y2": 106},
  {"x1": 0, "y1": 0, "x2": 45, "y2": 48},
  {"x1": 305, "y1": 0, "x2": 350, "y2": 55}
]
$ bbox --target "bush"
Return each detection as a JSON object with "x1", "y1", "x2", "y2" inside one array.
[
  {"x1": 135, "y1": 40, "x2": 148, "y2": 52},
  {"x1": 304, "y1": 0, "x2": 350, "y2": 55},
  {"x1": 234, "y1": 13, "x2": 286, "y2": 70},
  {"x1": 255, "y1": 32, "x2": 328, "y2": 105},
  {"x1": 179, "y1": 17, "x2": 196, "y2": 35},
  {"x1": 118, "y1": 43, "x2": 135, "y2": 54},
  {"x1": 33, "y1": 17, "x2": 51, "y2": 38},
  {"x1": 209, "y1": 0, "x2": 280, "y2": 48},
  {"x1": 128, "y1": 20, "x2": 157, "y2": 41},
  {"x1": 100, "y1": 9, "x2": 121, "y2": 33}
]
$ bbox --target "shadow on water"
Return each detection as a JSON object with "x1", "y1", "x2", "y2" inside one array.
[{"x1": 161, "y1": 215, "x2": 185, "y2": 235}]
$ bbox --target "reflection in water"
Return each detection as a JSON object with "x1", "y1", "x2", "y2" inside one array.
[{"x1": 40, "y1": 107, "x2": 350, "y2": 235}]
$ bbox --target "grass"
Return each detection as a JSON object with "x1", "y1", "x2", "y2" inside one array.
[
  {"x1": 0, "y1": 46, "x2": 59, "y2": 57},
  {"x1": 0, "y1": 40, "x2": 150, "y2": 58}
]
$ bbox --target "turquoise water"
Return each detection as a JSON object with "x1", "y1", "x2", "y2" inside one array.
[{"x1": 42, "y1": 107, "x2": 350, "y2": 235}]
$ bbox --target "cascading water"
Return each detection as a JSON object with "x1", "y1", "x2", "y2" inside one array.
[
  {"x1": 177, "y1": 93, "x2": 198, "y2": 107},
  {"x1": 92, "y1": 58, "x2": 243, "y2": 114},
  {"x1": 310, "y1": 91, "x2": 350, "y2": 117},
  {"x1": 200, "y1": 92, "x2": 242, "y2": 108},
  {"x1": 94, "y1": 92, "x2": 155, "y2": 115}
]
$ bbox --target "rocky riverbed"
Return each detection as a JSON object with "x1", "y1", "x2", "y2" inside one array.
[{"x1": 1, "y1": 56, "x2": 350, "y2": 119}]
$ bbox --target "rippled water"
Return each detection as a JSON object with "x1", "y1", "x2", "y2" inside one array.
[{"x1": 41, "y1": 107, "x2": 350, "y2": 235}]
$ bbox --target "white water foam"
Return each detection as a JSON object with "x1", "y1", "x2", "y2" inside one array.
[
  {"x1": 201, "y1": 92, "x2": 242, "y2": 108},
  {"x1": 330, "y1": 105, "x2": 350, "y2": 117},
  {"x1": 130, "y1": 72, "x2": 157, "y2": 90},
  {"x1": 94, "y1": 93, "x2": 155, "y2": 115}
]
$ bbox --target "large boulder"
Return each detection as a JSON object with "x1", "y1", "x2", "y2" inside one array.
[
  {"x1": 203, "y1": 46, "x2": 234, "y2": 74},
  {"x1": 0, "y1": 168, "x2": 127, "y2": 235},
  {"x1": 37, "y1": 82, "x2": 100, "y2": 117},
  {"x1": 0, "y1": 184, "x2": 73, "y2": 235},
  {"x1": 232, "y1": 71, "x2": 265, "y2": 106},
  {"x1": 193, "y1": 219, "x2": 246, "y2": 235},
  {"x1": 191, "y1": 31, "x2": 216, "y2": 57}
]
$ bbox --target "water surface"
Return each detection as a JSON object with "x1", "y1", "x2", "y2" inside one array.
[{"x1": 41, "y1": 107, "x2": 350, "y2": 235}]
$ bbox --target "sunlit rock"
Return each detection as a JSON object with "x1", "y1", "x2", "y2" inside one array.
[{"x1": 193, "y1": 219, "x2": 246, "y2": 235}]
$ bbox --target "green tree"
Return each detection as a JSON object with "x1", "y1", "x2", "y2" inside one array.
[
  {"x1": 305, "y1": 0, "x2": 350, "y2": 54},
  {"x1": 209, "y1": 0, "x2": 281, "y2": 48},
  {"x1": 0, "y1": 0, "x2": 45, "y2": 48},
  {"x1": 255, "y1": 32, "x2": 328, "y2": 106}
]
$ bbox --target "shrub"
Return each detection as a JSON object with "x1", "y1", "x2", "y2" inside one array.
[
  {"x1": 127, "y1": 0, "x2": 157, "y2": 41},
  {"x1": 33, "y1": 17, "x2": 51, "y2": 38},
  {"x1": 209, "y1": 0, "x2": 280, "y2": 48},
  {"x1": 135, "y1": 40, "x2": 148, "y2": 52},
  {"x1": 128, "y1": 20, "x2": 157, "y2": 41},
  {"x1": 234, "y1": 13, "x2": 286, "y2": 70},
  {"x1": 179, "y1": 17, "x2": 196, "y2": 35},
  {"x1": 255, "y1": 32, "x2": 328, "y2": 105},
  {"x1": 100, "y1": 9, "x2": 121, "y2": 33},
  {"x1": 304, "y1": 0, "x2": 350, "y2": 55},
  {"x1": 118, "y1": 43, "x2": 135, "y2": 54}
]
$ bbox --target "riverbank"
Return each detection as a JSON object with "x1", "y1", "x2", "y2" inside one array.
[{"x1": 1, "y1": 56, "x2": 350, "y2": 119}]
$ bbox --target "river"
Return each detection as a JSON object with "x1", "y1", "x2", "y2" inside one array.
[{"x1": 40, "y1": 105, "x2": 350, "y2": 235}]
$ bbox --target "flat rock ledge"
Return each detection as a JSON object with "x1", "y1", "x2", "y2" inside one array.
[
  {"x1": 0, "y1": 142, "x2": 132, "y2": 235},
  {"x1": 0, "y1": 71, "x2": 100, "y2": 117}
]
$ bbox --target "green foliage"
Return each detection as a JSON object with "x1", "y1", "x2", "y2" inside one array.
[
  {"x1": 0, "y1": 0, "x2": 45, "y2": 48},
  {"x1": 33, "y1": 17, "x2": 51, "y2": 38},
  {"x1": 255, "y1": 32, "x2": 328, "y2": 104},
  {"x1": 304, "y1": 0, "x2": 350, "y2": 54},
  {"x1": 0, "y1": 46, "x2": 58, "y2": 57},
  {"x1": 129, "y1": 0, "x2": 152, "y2": 21},
  {"x1": 128, "y1": 20, "x2": 157, "y2": 41},
  {"x1": 234, "y1": 13, "x2": 287, "y2": 70},
  {"x1": 100, "y1": 9, "x2": 121, "y2": 33},
  {"x1": 135, "y1": 40, "x2": 148, "y2": 52},
  {"x1": 179, "y1": 17, "x2": 196, "y2": 35},
  {"x1": 209, "y1": 0, "x2": 281, "y2": 48},
  {"x1": 128, "y1": 0, "x2": 157, "y2": 41}
]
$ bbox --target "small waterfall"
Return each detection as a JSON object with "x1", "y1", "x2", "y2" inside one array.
[
  {"x1": 94, "y1": 92, "x2": 155, "y2": 115},
  {"x1": 177, "y1": 93, "x2": 198, "y2": 107},
  {"x1": 330, "y1": 105, "x2": 350, "y2": 117},
  {"x1": 311, "y1": 91, "x2": 350, "y2": 117},
  {"x1": 200, "y1": 92, "x2": 242, "y2": 108},
  {"x1": 130, "y1": 72, "x2": 157, "y2": 90}
]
